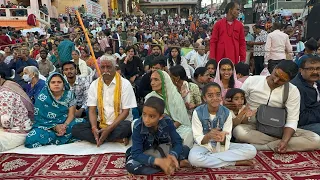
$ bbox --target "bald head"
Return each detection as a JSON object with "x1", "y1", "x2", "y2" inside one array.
[
  {"x1": 193, "y1": 43, "x2": 200, "y2": 51},
  {"x1": 198, "y1": 45, "x2": 206, "y2": 56}
]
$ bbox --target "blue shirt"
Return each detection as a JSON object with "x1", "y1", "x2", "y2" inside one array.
[
  {"x1": 10, "y1": 58, "x2": 38, "y2": 71},
  {"x1": 128, "y1": 116, "x2": 183, "y2": 166},
  {"x1": 0, "y1": 62, "x2": 11, "y2": 78},
  {"x1": 295, "y1": 54, "x2": 320, "y2": 68},
  {"x1": 25, "y1": 79, "x2": 45, "y2": 104},
  {"x1": 58, "y1": 39, "x2": 75, "y2": 64},
  {"x1": 245, "y1": 33, "x2": 255, "y2": 50},
  {"x1": 291, "y1": 73, "x2": 320, "y2": 126}
]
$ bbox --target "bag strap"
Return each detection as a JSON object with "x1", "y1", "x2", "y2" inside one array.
[
  {"x1": 156, "y1": 146, "x2": 167, "y2": 158},
  {"x1": 282, "y1": 83, "x2": 289, "y2": 108}
]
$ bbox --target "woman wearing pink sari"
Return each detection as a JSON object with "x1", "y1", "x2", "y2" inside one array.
[
  {"x1": 214, "y1": 58, "x2": 243, "y2": 98},
  {"x1": 0, "y1": 71, "x2": 33, "y2": 151}
]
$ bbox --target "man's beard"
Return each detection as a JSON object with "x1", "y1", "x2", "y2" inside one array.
[{"x1": 153, "y1": 53, "x2": 159, "y2": 56}]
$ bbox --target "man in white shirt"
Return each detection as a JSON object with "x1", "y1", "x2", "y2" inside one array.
[
  {"x1": 231, "y1": 60, "x2": 320, "y2": 152},
  {"x1": 71, "y1": 50, "x2": 88, "y2": 77},
  {"x1": 185, "y1": 43, "x2": 200, "y2": 62},
  {"x1": 264, "y1": 23, "x2": 293, "y2": 73},
  {"x1": 144, "y1": 29, "x2": 152, "y2": 40},
  {"x1": 72, "y1": 55, "x2": 137, "y2": 146},
  {"x1": 189, "y1": 45, "x2": 208, "y2": 69}
]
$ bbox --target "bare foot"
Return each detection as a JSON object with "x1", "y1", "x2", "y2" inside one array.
[
  {"x1": 113, "y1": 138, "x2": 129, "y2": 146},
  {"x1": 235, "y1": 160, "x2": 254, "y2": 166},
  {"x1": 127, "y1": 172, "x2": 135, "y2": 178},
  {"x1": 179, "y1": 159, "x2": 192, "y2": 168}
]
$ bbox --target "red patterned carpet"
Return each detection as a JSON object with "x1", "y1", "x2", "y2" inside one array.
[{"x1": 1, "y1": 151, "x2": 320, "y2": 179}]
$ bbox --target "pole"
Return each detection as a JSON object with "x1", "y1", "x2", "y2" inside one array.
[{"x1": 75, "y1": 10, "x2": 101, "y2": 76}]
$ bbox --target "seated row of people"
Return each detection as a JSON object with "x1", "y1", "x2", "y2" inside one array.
[
  {"x1": 126, "y1": 59, "x2": 320, "y2": 175},
  {"x1": 1, "y1": 56, "x2": 320, "y2": 175}
]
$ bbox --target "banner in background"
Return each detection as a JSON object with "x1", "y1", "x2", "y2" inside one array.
[{"x1": 86, "y1": 0, "x2": 103, "y2": 18}]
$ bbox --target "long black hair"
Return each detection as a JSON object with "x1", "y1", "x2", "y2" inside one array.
[
  {"x1": 225, "y1": 88, "x2": 247, "y2": 105},
  {"x1": 168, "y1": 47, "x2": 182, "y2": 67},
  {"x1": 169, "y1": 65, "x2": 192, "y2": 82},
  {"x1": 205, "y1": 60, "x2": 217, "y2": 77},
  {"x1": 219, "y1": 58, "x2": 235, "y2": 89},
  {"x1": 194, "y1": 67, "x2": 207, "y2": 79}
]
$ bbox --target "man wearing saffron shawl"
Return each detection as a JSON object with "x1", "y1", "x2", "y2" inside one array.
[
  {"x1": 209, "y1": 2, "x2": 246, "y2": 65},
  {"x1": 72, "y1": 55, "x2": 137, "y2": 146}
]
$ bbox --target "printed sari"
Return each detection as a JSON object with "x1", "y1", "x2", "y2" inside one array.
[
  {"x1": 0, "y1": 80, "x2": 33, "y2": 133},
  {"x1": 25, "y1": 72, "x2": 85, "y2": 148},
  {"x1": 0, "y1": 80, "x2": 33, "y2": 151}
]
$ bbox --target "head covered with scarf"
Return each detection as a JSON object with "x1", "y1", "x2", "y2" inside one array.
[
  {"x1": 214, "y1": 58, "x2": 242, "y2": 98},
  {"x1": 145, "y1": 70, "x2": 191, "y2": 127},
  {"x1": 33, "y1": 72, "x2": 76, "y2": 128}
]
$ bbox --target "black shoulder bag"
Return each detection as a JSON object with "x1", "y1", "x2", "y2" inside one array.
[{"x1": 256, "y1": 83, "x2": 289, "y2": 139}]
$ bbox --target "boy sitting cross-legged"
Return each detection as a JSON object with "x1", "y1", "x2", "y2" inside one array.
[{"x1": 125, "y1": 97, "x2": 191, "y2": 175}]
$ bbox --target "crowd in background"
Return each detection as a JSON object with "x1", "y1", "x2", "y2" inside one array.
[{"x1": 1, "y1": 1, "x2": 320, "y2": 175}]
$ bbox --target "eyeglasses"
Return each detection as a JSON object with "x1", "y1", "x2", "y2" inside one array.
[{"x1": 302, "y1": 67, "x2": 320, "y2": 72}]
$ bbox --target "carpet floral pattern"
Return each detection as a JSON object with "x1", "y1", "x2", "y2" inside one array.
[{"x1": 1, "y1": 151, "x2": 320, "y2": 179}]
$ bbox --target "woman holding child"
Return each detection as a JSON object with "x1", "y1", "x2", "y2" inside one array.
[
  {"x1": 145, "y1": 70, "x2": 193, "y2": 148},
  {"x1": 25, "y1": 72, "x2": 85, "y2": 148}
]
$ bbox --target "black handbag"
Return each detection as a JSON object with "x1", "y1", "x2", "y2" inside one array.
[{"x1": 256, "y1": 83, "x2": 289, "y2": 138}]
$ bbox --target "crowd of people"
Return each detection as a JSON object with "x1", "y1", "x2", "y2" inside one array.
[{"x1": 1, "y1": 1, "x2": 320, "y2": 176}]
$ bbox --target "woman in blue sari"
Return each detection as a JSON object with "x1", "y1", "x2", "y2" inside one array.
[{"x1": 25, "y1": 72, "x2": 85, "y2": 148}]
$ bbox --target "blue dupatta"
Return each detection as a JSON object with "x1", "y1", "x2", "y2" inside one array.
[{"x1": 33, "y1": 72, "x2": 76, "y2": 129}]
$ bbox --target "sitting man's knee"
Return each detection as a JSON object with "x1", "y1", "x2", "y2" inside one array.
[
  {"x1": 309, "y1": 132, "x2": 320, "y2": 150},
  {"x1": 71, "y1": 125, "x2": 80, "y2": 136},
  {"x1": 233, "y1": 125, "x2": 250, "y2": 142}
]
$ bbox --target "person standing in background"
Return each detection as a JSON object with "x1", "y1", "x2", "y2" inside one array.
[{"x1": 209, "y1": 2, "x2": 246, "y2": 65}]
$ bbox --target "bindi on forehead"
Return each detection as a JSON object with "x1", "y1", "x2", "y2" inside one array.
[
  {"x1": 221, "y1": 64, "x2": 232, "y2": 69},
  {"x1": 275, "y1": 69, "x2": 289, "y2": 81}
]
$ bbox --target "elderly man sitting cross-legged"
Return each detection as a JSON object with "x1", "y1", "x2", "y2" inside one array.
[{"x1": 72, "y1": 55, "x2": 137, "y2": 146}]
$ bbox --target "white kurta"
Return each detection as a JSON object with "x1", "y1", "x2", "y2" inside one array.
[{"x1": 241, "y1": 76, "x2": 300, "y2": 130}]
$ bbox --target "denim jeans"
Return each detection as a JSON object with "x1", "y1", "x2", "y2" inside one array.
[{"x1": 125, "y1": 145, "x2": 190, "y2": 175}]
